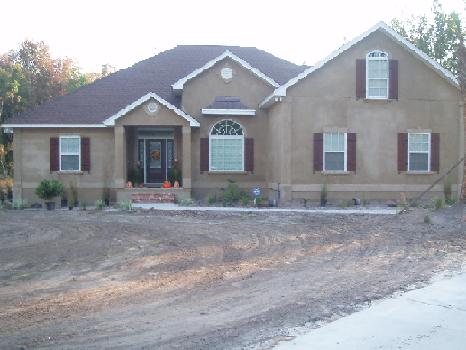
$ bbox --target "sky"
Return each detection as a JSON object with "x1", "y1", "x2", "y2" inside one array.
[{"x1": 2, "y1": 0, "x2": 465, "y2": 73}]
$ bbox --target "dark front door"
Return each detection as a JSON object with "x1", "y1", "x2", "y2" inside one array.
[
  {"x1": 145, "y1": 139, "x2": 174, "y2": 184},
  {"x1": 146, "y1": 139, "x2": 166, "y2": 184}
]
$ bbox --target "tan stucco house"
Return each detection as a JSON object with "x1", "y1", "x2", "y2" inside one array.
[{"x1": 2, "y1": 22, "x2": 464, "y2": 205}]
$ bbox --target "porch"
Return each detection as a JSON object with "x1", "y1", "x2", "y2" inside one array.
[{"x1": 114, "y1": 125, "x2": 192, "y2": 193}]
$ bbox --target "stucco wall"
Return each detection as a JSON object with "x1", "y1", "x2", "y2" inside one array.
[
  {"x1": 181, "y1": 58, "x2": 275, "y2": 198},
  {"x1": 13, "y1": 128, "x2": 115, "y2": 205},
  {"x1": 269, "y1": 30, "x2": 462, "y2": 201}
]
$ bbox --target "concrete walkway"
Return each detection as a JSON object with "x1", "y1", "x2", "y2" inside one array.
[
  {"x1": 274, "y1": 273, "x2": 466, "y2": 350},
  {"x1": 132, "y1": 203, "x2": 398, "y2": 215}
]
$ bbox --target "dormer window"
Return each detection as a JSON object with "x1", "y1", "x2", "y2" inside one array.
[{"x1": 366, "y1": 50, "x2": 388, "y2": 99}]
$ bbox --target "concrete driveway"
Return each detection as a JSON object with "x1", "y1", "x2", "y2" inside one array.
[{"x1": 274, "y1": 272, "x2": 466, "y2": 350}]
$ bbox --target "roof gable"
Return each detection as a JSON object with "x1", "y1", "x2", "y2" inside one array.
[
  {"x1": 103, "y1": 93, "x2": 200, "y2": 127},
  {"x1": 260, "y1": 21, "x2": 459, "y2": 108},
  {"x1": 172, "y1": 50, "x2": 280, "y2": 94}
]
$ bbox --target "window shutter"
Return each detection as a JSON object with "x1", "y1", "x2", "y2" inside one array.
[
  {"x1": 389, "y1": 59, "x2": 398, "y2": 100},
  {"x1": 50, "y1": 137, "x2": 59, "y2": 172},
  {"x1": 347, "y1": 133, "x2": 357, "y2": 172},
  {"x1": 397, "y1": 133, "x2": 408, "y2": 172},
  {"x1": 81, "y1": 137, "x2": 90, "y2": 172},
  {"x1": 200, "y1": 138, "x2": 209, "y2": 172},
  {"x1": 356, "y1": 59, "x2": 366, "y2": 99},
  {"x1": 313, "y1": 133, "x2": 323, "y2": 172},
  {"x1": 244, "y1": 138, "x2": 254, "y2": 172},
  {"x1": 431, "y1": 133, "x2": 440, "y2": 173}
]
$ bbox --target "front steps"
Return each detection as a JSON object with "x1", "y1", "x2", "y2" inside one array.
[
  {"x1": 132, "y1": 192, "x2": 176, "y2": 204},
  {"x1": 116, "y1": 187, "x2": 190, "y2": 203}
]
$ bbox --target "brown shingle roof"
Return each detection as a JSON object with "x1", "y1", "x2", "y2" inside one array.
[{"x1": 6, "y1": 45, "x2": 306, "y2": 125}]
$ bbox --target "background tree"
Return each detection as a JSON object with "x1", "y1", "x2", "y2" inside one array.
[
  {"x1": 391, "y1": 0, "x2": 465, "y2": 77},
  {"x1": 0, "y1": 40, "x2": 100, "y2": 176}
]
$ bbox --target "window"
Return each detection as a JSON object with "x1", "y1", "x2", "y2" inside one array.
[
  {"x1": 366, "y1": 50, "x2": 388, "y2": 99},
  {"x1": 209, "y1": 120, "x2": 244, "y2": 171},
  {"x1": 59, "y1": 136, "x2": 80, "y2": 171},
  {"x1": 324, "y1": 132, "x2": 346, "y2": 171},
  {"x1": 408, "y1": 133, "x2": 430, "y2": 172}
]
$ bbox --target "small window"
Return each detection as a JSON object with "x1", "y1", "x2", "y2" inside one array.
[
  {"x1": 366, "y1": 50, "x2": 388, "y2": 99},
  {"x1": 210, "y1": 120, "x2": 244, "y2": 171},
  {"x1": 408, "y1": 133, "x2": 430, "y2": 172},
  {"x1": 324, "y1": 132, "x2": 346, "y2": 171},
  {"x1": 60, "y1": 136, "x2": 80, "y2": 171}
]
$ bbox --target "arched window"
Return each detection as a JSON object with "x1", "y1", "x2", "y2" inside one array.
[
  {"x1": 366, "y1": 50, "x2": 388, "y2": 99},
  {"x1": 209, "y1": 120, "x2": 244, "y2": 171}
]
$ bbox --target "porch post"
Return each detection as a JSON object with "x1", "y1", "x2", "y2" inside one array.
[
  {"x1": 114, "y1": 126, "x2": 127, "y2": 188},
  {"x1": 182, "y1": 126, "x2": 192, "y2": 189}
]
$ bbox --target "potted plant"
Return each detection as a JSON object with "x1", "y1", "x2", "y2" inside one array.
[
  {"x1": 168, "y1": 163, "x2": 182, "y2": 188},
  {"x1": 35, "y1": 179, "x2": 64, "y2": 210},
  {"x1": 320, "y1": 183, "x2": 328, "y2": 207}
]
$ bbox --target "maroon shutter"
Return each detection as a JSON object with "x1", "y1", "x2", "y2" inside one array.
[
  {"x1": 244, "y1": 138, "x2": 254, "y2": 172},
  {"x1": 50, "y1": 137, "x2": 59, "y2": 172},
  {"x1": 431, "y1": 133, "x2": 440, "y2": 173},
  {"x1": 81, "y1": 137, "x2": 90, "y2": 172},
  {"x1": 313, "y1": 133, "x2": 323, "y2": 172},
  {"x1": 200, "y1": 138, "x2": 209, "y2": 172},
  {"x1": 389, "y1": 59, "x2": 398, "y2": 100},
  {"x1": 347, "y1": 133, "x2": 357, "y2": 172},
  {"x1": 397, "y1": 133, "x2": 408, "y2": 172},
  {"x1": 356, "y1": 59, "x2": 366, "y2": 99}
]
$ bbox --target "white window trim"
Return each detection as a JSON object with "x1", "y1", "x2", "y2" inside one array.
[
  {"x1": 209, "y1": 134, "x2": 245, "y2": 172},
  {"x1": 366, "y1": 50, "x2": 389, "y2": 100},
  {"x1": 323, "y1": 132, "x2": 347, "y2": 172},
  {"x1": 201, "y1": 108, "x2": 256, "y2": 116},
  {"x1": 407, "y1": 132, "x2": 431, "y2": 172},
  {"x1": 59, "y1": 135, "x2": 81, "y2": 172}
]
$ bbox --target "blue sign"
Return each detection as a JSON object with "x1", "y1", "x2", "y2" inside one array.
[{"x1": 251, "y1": 187, "x2": 261, "y2": 198}]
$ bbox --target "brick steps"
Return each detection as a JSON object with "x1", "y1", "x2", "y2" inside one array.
[{"x1": 131, "y1": 192, "x2": 176, "y2": 204}]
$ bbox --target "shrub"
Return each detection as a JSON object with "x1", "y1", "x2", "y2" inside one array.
[
  {"x1": 223, "y1": 180, "x2": 241, "y2": 206},
  {"x1": 95, "y1": 199, "x2": 105, "y2": 210},
  {"x1": 12, "y1": 198, "x2": 28, "y2": 209},
  {"x1": 445, "y1": 196, "x2": 457, "y2": 206},
  {"x1": 207, "y1": 194, "x2": 217, "y2": 205},
  {"x1": 119, "y1": 199, "x2": 132, "y2": 211},
  {"x1": 239, "y1": 192, "x2": 250, "y2": 206},
  {"x1": 80, "y1": 201, "x2": 87, "y2": 210},
  {"x1": 179, "y1": 197, "x2": 194, "y2": 206},
  {"x1": 433, "y1": 197, "x2": 445, "y2": 210},
  {"x1": 35, "y1": 180, "x2": 64, "y2": 201}
]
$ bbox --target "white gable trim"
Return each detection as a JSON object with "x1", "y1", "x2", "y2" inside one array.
[
  {"x1": 1, "y1": 124, "x2": 106, "y2": 128},
  {"x1": 172, "y1": 50, "x2": 279, "y2": 94},
  {"x1": 260, "y1": 21, "x2": 459, "y2": 108},
  {"x1": 103, "y1": 92, "x2": 200, "y2": 127}
]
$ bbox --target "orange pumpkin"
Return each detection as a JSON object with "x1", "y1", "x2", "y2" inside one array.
[{"x1": 162, "y1": 181, "x2": 171, "y2": 188}]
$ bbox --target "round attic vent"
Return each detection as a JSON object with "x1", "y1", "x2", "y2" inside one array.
[
  {"x1": 221, "y1": 67, "x2": 233, "y2": 81},
  {"x1": 147, "y1": 102, "x2": 159, "y2": 113}
]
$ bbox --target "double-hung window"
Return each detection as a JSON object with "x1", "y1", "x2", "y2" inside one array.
[
  {"x1": 323, "y1": 132, "x2": 346, "y2": 171},
  {"x1": 59, "y1": 136, "x2": 81, "y2": 171},
  {"x1": 209, "y1": 120, "x2": 244, "y2": 171},
  {"x1": 408, "y1": 133, "x2": 430, "y2": 172},
  {"x1": 366, "y1": 50, "x2": 388, "y2": 99}
]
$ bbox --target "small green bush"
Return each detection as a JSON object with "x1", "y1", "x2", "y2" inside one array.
[
  {"x1": 445, "y1": 196, "x2": 457, "y2": 206},
  {"x1": 119, "y1": 199, "x2": 132, "y2": 211},
  {"x1": 223, "y1": 180, "x2": 241, "y2": 206},
  {"x1": 35, "y1": 180, "x2": 64, "y2": 201},
  {"x1": 207, "y1": 194, "x2": 217, "y2": 205},
  {"x1": 80, "y1": 201, "x2": 87, "y2": 210},
  {"x1": 179, "y1": 197, "x2": 194, "y2": 206},
  {"x1": 239, "y1": 192, "x2": 250, "y2": 206},
  {"x1": 95, "y1": 199, "x2": 105, "y2": 210},
  {"x1": 433, "y1": 197, "x2": 445, "y2": 210},
  {"x1": 12, "y1": 198, "x2": 28, "y2": 209}
]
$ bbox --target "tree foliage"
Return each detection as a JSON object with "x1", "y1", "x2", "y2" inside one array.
[
  {"x1": 391, "y1": 0, "x2": 465, "y2": 78},
  {"x1": 0, "y1": 40, "x2": 99, "y2": 176}
]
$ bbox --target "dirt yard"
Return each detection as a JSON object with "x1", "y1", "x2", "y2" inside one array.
[{"x1": 0, "y1": 205, "x2": 464, "y2": 350}]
